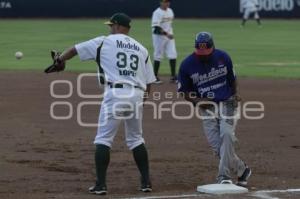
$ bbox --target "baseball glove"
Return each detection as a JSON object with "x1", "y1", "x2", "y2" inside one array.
[{"x1": 44, "y1": 50, "x2": 65, "y2": 73}]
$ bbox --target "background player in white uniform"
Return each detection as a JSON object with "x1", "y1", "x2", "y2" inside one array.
[
  {"x1": 151, "y1": 0, "x2": 178, "y2": 83},
  {"x1": 51, "y1": 13, "x2": 156, "y2": 195},
  {"x1": 241, "y1": 0, "x2": 262, "y2": 27}
]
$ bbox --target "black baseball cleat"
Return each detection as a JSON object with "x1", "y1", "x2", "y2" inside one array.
[
  {"x1": 169, "y1": 76, "x2": 178, "y2": 83},
  {"x1": 140, "y1": 182, "x2": 152, "y2": 193},
  {"x1": 237, "y1": 166, "x2": 252, "y2": 187},
  {"x1": 89, "y1": 185, "x2": 107, "y2": 195},
  {"x1": 153, "y1": 77, "x2": 163, "y2": 84}
]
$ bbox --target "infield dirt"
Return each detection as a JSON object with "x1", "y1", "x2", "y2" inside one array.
[{"x1": 0, "y1": 72, "x2": 299, "y2": 199}]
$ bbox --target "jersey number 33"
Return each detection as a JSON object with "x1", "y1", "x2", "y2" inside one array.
[{"x1": 116, "y1": 52, "x2": 139, "y2": 77}]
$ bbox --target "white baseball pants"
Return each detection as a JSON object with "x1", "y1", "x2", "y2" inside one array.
[
  {"x1": 152, "y1": 34, "x2": 177, "y2": 61},
  {"x1": 94, "y1": 86, "x2": 145, "y2": 150}
]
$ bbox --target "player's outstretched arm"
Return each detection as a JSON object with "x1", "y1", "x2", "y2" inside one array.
[
  {"x1": 58, "y1": 46, "x2": 78, "y2": 62},
  {"x1": 44, "y1": 47, "x2": 78, "y2": 73}
]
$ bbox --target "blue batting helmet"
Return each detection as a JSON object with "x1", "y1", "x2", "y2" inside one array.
[{"x1": 195, "y1": 32, "x2": 214, "y2": 56}]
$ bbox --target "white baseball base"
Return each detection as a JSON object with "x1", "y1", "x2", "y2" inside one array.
[{"x1": 197, "y1": 183, "x2": 248, "y2": 194}]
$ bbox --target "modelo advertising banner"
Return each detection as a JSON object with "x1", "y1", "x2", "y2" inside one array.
[
  {"x1": 239, "y1": 0, "x2": 300, "y2": 17},
  {"x1": 0, "y1": 0, "x2": 300, "y2": 18}
]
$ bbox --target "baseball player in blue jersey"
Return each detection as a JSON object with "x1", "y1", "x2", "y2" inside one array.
[{"x1": 177, "y1": 32, "x2": 252, "y2": 186}]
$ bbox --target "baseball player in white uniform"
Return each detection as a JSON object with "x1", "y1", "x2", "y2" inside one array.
[
  {"x1": 151, "y1": 0, "x2": 178, "y2": 83},
  {"x1": 241, "y1": 0, "x2": 262, "y2": 27},
  {"x1": 52, "y1": 13, "x2": 156, "y2": 195}
]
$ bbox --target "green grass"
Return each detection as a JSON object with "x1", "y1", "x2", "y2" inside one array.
[{"x1": 1, "y1": 19, "x2": 300, "y2": 78}]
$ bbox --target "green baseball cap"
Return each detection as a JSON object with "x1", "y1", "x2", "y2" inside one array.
[{"x1": 104, "y1": 13, "x2": 131, "y2": 28}]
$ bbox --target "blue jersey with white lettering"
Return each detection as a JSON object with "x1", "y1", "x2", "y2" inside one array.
[{"x1": 177, "y1": 49, "x2": 236, "y2": 102}]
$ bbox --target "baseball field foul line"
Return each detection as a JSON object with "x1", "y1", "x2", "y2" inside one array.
[
  {"x1": 122, "y1": 194, "x2": 200, "y2": 199},
  {"x1": 255, "y1": 188, "x2": 300, "y2": 193},
  {"x1": 122, "y1": 188, "x2": 300, "y2": 199},
  {"x1": 251, "y1": 189, "x2": 300, "y2": 199}
]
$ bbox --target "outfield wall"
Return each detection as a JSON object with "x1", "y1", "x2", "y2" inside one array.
[{"x1": 0, "y1": 0, "x2": 300, "y2": 18}]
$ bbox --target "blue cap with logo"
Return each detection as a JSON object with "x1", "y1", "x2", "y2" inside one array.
[{"x1": 195, "y1": 32, "x2": 215, "y2": 56}]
